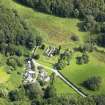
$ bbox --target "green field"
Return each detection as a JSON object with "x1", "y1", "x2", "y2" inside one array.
[
  {"x1": 5, "y1": 66, "x2": 24, "y2": 90},
  {"x1": 44, "y1": 66, "x2": 77, "y2": 95},
  {"x1": 0, "y1": 53, "x2": 24, "y2": 90},
  {"x1": 0, "y1": 54, "x2": 10, "y2": 84},
  {"x1": 61, "y1": 51, "x2": 105, "y2": 95},
  {"x1": 36, "y1": 48, "x2": 105, "y2": 95},
  {"x1": 0, "y1": 0, "x2": 105, "y2": 96},
  {"x1": 0, "y1": 67, "x2": 10, "y2": 84}
]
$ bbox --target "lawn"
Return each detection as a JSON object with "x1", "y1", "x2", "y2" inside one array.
[
  {"x1": 41, "y1": 62, "x2": 77, "y2": 95},
  {"x1": 5, "y1": 67, "x2": 24, "y2": 90},
  {"x1": 61, "y1": 51, "x2": 105, "y2": 95},
  {"x1": 54, "y1": 77, "x2": 78, "y2": 95},
  {"x1": 35, "y1": 48, "x2": 105, "y2": 95},
  {"x1": 0, "y1": 54, "x2": 25, "y2": 90},
  {"x1": 0, "y1": 67, "x2": 10, "y2": 84}
]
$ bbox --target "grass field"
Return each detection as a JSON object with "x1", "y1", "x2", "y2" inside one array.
[
  {"x1": 5, "y1": 67, "x2": 24, "y2": 90},
  {"x1": 61, "y1": 51, "x2": 105, "y2": 95},
  {"x1": 0, "y1": 0, "x2": 105, "y2": 96},
  {"x1": 36, "y1": 49, "x2": 105, "y2": 95},
  {"x1": 54, "y1": 77, "x2": 78, "y2": 95},
  {"x1": 0, "y1": 67, "x2": 10, "y2": 84},
  {"x1": 0, "y1": 54, "x2": 10, "y2": 84},
  {"x1": 43, "y1": 65, "x2": 77, "y2": 95},
  {"x1": 0, "y1": 53, "x2": 24, "y2": 90}
]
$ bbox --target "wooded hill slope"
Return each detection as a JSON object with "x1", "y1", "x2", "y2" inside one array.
[{"x1": 16, "y1": 0, "x2": 105, "y2": 47}]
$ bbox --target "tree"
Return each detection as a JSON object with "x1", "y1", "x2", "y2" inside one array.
[
  {"x1": 78, "y1": 96, "x2": 96, "y2": 105},
  {"x1": 76, "y1": 53, "x2": 89, "y2": 64},
  {"x1": 16, "y1": 57, "x2": 23, "y2": 67},
  {"x1": 35, "y1": 36, "x2": 43, "y2": 47},
  {"x1": 31, "y1": 98, "x2": 44, "y2": 105},
  {"x1": 32, "y1": 36, "x2": 43, "y2": 56},
  {"x1": 0, "y1": 87, "x2": 8, "y2": 97},
  {"x1": 96, "y1": 34, "x2": 105, "y2": 47},
  {"x1": 8, "y1": 90, "x2": 19, "y2": 101},
  {"x1": 26, "y1": 34, "x2": 36, "y2": 49},
  {"x1": 15, "y1": 48, "x2": 22, "y2": 56},
  {"x1": 33, "y1": 54, "x2": 40, "y2": 60},
  {"x1": 6, "y1": 57, "x2": 17, "y2": 69},
  {"x1": 50, "y1": 73, "x2": 55, "y2": 85},
  {"x1": 44, "y1": 85, "x2": 56, "y2": 99},
  {"x1": 40, "y1": 44, "x2": 45, "y2": 50},
  {"x1": 0, "y1": 6, "x2": 38, "y2": 57},
  {"x1": 6, "y1": 56, "x2": 23, "y2": 69},
  {"x1": 0, "y1": 43, "x2": 7, "y2": 55},
  {"x1": 66, "y1": 53, "x2": 71, "y2": 65},
  {"x1": 54, "y1": 59, "x2": 65, "y2": 70},
  {"x1": 83, "y1": 76, "x2": 102, "y2": 91},
  {"x1": 82, "y1": 53, "x2": 89, "y2": 64},
  {"x1": 95, "y1": 96, "x2": 105, "y2": 105},
  {"x1": 16, "y1": 85, "x2": 26, "y2": 101},
  {"x1": 96, "y1": 12, "x2": 105, "y2": 22},
  {"x1": 76, "y1": 56, "x2": 84, "y2": 64},
  {"x1": 24, "y1": 82, "x2": 43, "y2": 100},
  {"x1": 73, "y1": 9, "x2": 79, "y2": 18},
  {"x1": 81, "y1": 15, "x2": 96, "y2": 32}
]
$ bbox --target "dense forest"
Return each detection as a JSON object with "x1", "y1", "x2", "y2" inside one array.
[
  {"x1": 16, "y1": 0, "x2": 105, "y2": 47},
  {"x1": 1, "y1": 83, "x2": 105, "y2": 105},
  {"x1": 0, "y1": 5, "x2": 42, "y2": 56},
  {"x1": 16, "y1": 0, "x2": 105, "y2": 18}
]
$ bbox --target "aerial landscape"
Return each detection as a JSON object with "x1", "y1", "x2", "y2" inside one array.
[{"x1": 0, "y1": 0, "x2": 105, "y2": 104}]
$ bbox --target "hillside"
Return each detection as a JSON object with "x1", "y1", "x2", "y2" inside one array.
[
  {"x1": 0, "y1": 0, "x2": 105, "y2": 105},
  {"x1": 0, "y1": 0, "x2": 83, "y2": 94},
  {"x1": 0, "y1": 0, "x2": 105, "y2": 94},
  {"x1": 0, "y1": 0, "x2": 88, "y2": 45}
]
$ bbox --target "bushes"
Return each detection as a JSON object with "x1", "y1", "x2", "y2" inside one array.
[
  {"x1": 70, "y1": 35, "x2": 79, "y2": 41},
  {"x1": 96, "y1": 12, "x2": 105, "y2": 22},
  {"x1": 16, "y1": 58, "x2": 23, "y2": 67},
  {"x1": 96, "y1": 34, "x2": 105, "y2": 47},
  {"x1": 83, "y1": 76, "x2": 102, "y2": 91},
  {"x1": 6, "y1": 57, "x2": 17, "y2": 69},
  {"x1": 4, "y1": 84, "x2": 105, "y2": 105},
  {"x1": 40, "y1": 44, "x2": 45, "y2": 50},
  {"x1": 8, "y1": 90, "x2": 19, "y2": 101},
  {"x1": 44, "y1": 85, "x2": 56, "y2": 99},
  {"x1": 95, "y1": 96, "x2": 105, "y2": 105},
  {"x1": 0, "y1": 87, "x2": 8, "y2": 97},
  {"x1": 80, "y1": 15, "x2": 96, "y2": 31},
  {"x1": 76, "y1": 53, "x2": 89, "y2": 64},
  {"x1": 54, "y1": 61, "x2": 65, "y2": 70},
  {"x1": 24, "y1": 83, "x2": 43, "y2": 100},
  {"x1": 35, "y1": 36, "x2": 43, "y2": 47},
  {"x1": 6, "y1": 56, "x2": 23, "y2": 69},
  {"x1": 54, "y1": 50, "x2": 72, "y2": 70},
  {"x1": 33, "y1": 54, "x2": 40, "y2": 60}
]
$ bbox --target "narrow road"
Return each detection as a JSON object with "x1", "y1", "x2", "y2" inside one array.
[{"x1": 32, "y1": 59, "x2": 87, "y2": 97}]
